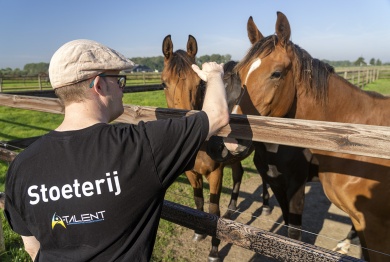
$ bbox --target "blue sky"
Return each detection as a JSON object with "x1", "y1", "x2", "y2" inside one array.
[{"x1": 1, "y1": 0, "x2": 390, "y2": 69}]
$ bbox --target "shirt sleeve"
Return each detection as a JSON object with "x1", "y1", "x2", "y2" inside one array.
[
  {"x1": 4, "y1": 192, "x2": 33, "y2": 236},
  {"x1": 142, "y1": 111, "x2": 209, "y2": 188}
]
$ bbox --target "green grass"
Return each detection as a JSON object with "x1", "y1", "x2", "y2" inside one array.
[
  {"x1": 362, "y1": 79, "x2": 390, "y2": 95},
  {"x1": 0, "y1": 79, "x2": 389, "y2": 261},
  {"x1": 123, "y1": 90, "x2": 167, "y2": 107}
]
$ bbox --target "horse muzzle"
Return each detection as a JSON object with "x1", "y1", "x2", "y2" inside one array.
[{"x1": 206, "y1": 136, "x2": 253, "y2": 163}]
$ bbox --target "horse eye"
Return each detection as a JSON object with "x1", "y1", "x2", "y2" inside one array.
[
  {"x1": 271, "y1": 71, "x2": 282, "y2": 79},
  {"x1": 161, "y1": 82, "x2": 167, "y2": 88}
]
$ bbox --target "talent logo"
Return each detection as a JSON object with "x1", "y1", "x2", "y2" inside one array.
[
  {"x1": 51, "y1": 210, "x2": 106, "y2": 230},
  {"x1": 52, "y1": 213, "x2": 66, "y2": 229}
]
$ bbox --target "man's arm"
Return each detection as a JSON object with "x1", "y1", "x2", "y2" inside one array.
[
  {"x1": 21, "y1": 235, "x2": 40, "y2": 261},
  {"x1": 192, "y1": 62, "x2": 229, "y2": 136}
]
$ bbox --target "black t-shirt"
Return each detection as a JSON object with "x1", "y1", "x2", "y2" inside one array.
[{"x1": 4, "y1": 112, "x2": 209, "y2": 261}]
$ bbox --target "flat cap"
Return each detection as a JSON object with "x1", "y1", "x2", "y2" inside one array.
[{"x1": 49, "y1": 39, "x2": 134, "y2": 89}]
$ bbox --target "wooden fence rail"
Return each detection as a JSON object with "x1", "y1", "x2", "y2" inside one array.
[
  {"x1": 162, "y1": 200, "x2": 362, "y2": 262},
  {"x1": 1, "y1": 94, "x2": 389, "y2": 159}
]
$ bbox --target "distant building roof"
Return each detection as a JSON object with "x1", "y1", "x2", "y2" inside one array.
[{"x1": 124, "y1": 64, "x2": 153, "y2": 73}]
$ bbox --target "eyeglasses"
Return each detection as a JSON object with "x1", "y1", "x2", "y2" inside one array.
[{"x1": 89, "y1": 74, "x2": 127, "y2": 89}]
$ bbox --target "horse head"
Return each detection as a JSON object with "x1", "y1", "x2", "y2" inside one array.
[
  {"x1": 161, "y1": 35, "x2": 205, "y2": 110},
  {"x1": 235, "y1": 12, "x2": 297, "y2": 117}
]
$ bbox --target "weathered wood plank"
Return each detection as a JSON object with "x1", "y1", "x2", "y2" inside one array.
[
  {"x1": 0, "y1": 148, "x2": 18, "y2": 162},
  {"x1": 117, "y1": 105, "x2": 390, "y2": 159},
  {"x1": 162, "y1": 200, "x2": 363, "y2": 262},
  {"x1": 216, "y1": 219, "x2": 362, "y2": 262},
  {"x1": 1, "y1": 94, "x2": 389, "y2": 159},
  {"x1": 0, "y1": 94, "x2": 63, "y2": 114}
]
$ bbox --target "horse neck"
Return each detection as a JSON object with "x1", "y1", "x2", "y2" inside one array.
[{"x1": 294, "y1": 74, "x2": 390, "y2": 125}]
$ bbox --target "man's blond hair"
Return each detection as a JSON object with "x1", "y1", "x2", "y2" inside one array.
[{"x1": 54, "y1": 80, "x2": 91, "y2": 106}]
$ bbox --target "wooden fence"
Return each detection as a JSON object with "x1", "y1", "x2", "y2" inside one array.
[
  {"x1": 2, "y1": 93, "x2": 390, "y2": 260},
  {"x1": 0, "y1": 72, "x2": 162, "y2": 92},
  {"x1": 335, "y1": 67, "x2": 390, "y2": 88}
]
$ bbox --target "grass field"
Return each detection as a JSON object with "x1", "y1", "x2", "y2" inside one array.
[{"x1": 0, "y1": 79, "x2": 389, "y2": 261}]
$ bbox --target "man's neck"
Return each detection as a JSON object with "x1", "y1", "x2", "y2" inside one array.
[{"x1": 55, "y1": 101, "x2": 109, "y2": 131}]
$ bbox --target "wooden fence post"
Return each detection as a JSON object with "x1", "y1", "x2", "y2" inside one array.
[
  {"x1": 0, "y1": 78, "x2": 2, "y2": 92},
  {"x1": 343, "y1": 71, "x2": 347, "y2": 80},
  {"x1": 38, "y1": 75, "x2": 42, "y2": 91},
  {"x1": 357, "y1": 69, "x2": 361, "y2": 88}
]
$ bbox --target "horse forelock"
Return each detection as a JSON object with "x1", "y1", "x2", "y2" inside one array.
[
  {"x1": 165, "y1": 49, "x2": 205, "y2": 110},
  {"x1": 166, "y1": 49, "x2": 196, "y2": 80},
  {"x1": 235, "y1": 35, "x2": 276, "y2": 75}
]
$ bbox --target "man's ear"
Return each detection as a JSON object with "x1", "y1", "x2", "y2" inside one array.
[{"x1": 91, "y1": 76, "x2": 107, "y2": 96}]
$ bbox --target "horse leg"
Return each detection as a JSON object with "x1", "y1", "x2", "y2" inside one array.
[
  {"x1": 261, "y1": 180, "x2": 271, "y2": 216},
  {"x1": 287, "y1": 182, "x2": 306, "y2": 241},
  {"x1": 185, "y1": 170, "x2": 207, "y2": 241},
  {"x1": 253, "y1": 143, "x2": 272, "y2": 216},
  {"x1": 205, "y1": 166, "x2": 223, "y2": 262},
  {"x1": 222, "y1": 161, "x2": 243, "y2": 219},
  {"x1": 332, "y1": 224, "x2": 359, "y2": 255}
]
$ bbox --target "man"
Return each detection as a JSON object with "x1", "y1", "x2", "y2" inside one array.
[{"x1": 4, "y1": 39, "x2": 229, "y2": 261}]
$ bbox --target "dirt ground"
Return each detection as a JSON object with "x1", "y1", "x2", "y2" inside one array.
[{"x1": 164, "y1": 174, "x2": 362, "y2": 261}]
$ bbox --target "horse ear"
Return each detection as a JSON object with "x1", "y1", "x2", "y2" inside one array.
[
  {"x1": 162, "y1": 35, "x2": 173, "y2": 60},
  {"x1": 275, "y1": 11, "x2": 291, "y2": 47},
  {"x1": 187, "y1": 35, "x2": 198, "y2": 58},
  {"x1": 247, "y1": 16, "x2": 264, "y2": 45}
]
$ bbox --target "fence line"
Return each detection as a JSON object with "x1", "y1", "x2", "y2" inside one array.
[
  {"x1": 336, "y1": 66, "x2": 390, "y2": 88},
  {"x1": 0, "y1": 72, "x2": 162, "y2": 92}
]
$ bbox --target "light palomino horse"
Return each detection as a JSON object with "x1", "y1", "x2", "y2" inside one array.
[
  {"x1": 234, "y1": 12, "x2": 390, "y2": 261},
  {"x1": 161, "y1": 35, "x2": 253, "y2": 262}
]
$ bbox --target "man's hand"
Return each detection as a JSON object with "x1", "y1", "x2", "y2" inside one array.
[{"x1": 191, "y1": 62, "x2": 224, "y2": 82}]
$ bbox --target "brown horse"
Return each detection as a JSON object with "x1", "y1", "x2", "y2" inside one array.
[
  {"x1": 235, "y1": 12, "x2": 390, "y2": 261},
  {"x1": 161, "y1": 35, "x2": 254, "y2": 261},
  {"x1": 209, "y1": 65, "x2": 320, "y2": 242}
]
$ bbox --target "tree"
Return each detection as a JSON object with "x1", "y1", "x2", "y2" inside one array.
[
  {"x1": 197, "y1": 54, "x2": 210, "y2": 65},
  {"x1": 376, "y1": 59, "x2": 382, "y2": 66},
  {"x1": 197, "y1": 54, "x2": 232, "y2": 65},
  {"x1": 354, "y1": 57, "x2": 366, "y2": 66},
  {"x1": 369, "y1": 58, "x2": 375, "y2": 65},
  {"x1": 22, "y1": 63, "x2": 49, "y2": 76}
]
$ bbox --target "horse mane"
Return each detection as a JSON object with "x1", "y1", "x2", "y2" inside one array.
[{"x1": 235, "y1": 35, "x2": 335, "y2": 103}]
